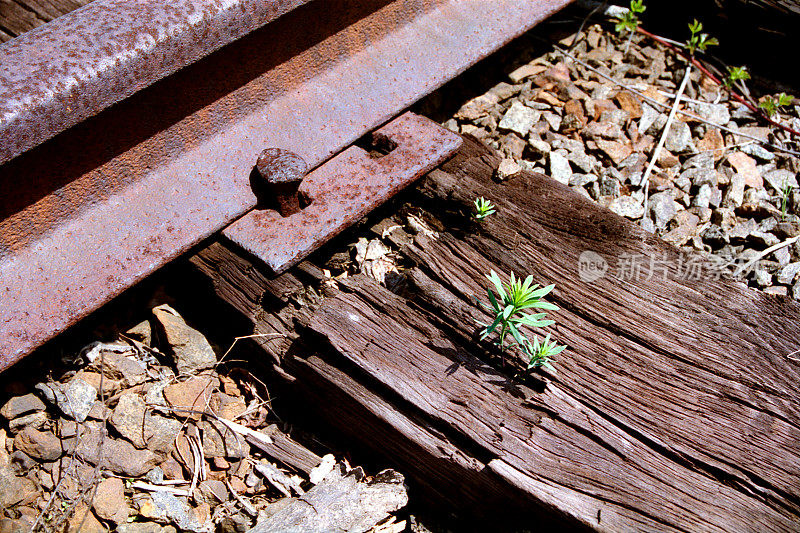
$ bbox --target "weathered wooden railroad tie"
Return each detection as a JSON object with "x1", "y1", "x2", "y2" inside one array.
[{"x1": 188, "y1": 135, "x2": 800, "y2": 531}]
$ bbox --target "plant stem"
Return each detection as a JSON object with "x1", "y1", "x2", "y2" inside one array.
[
  {"x1": 642, "y1": 64, "x2": 692, "y2": 218},
  {"x1": 636, "y1": 26, "x2": 800, "y2": 139},
  {"x1": 554, "y1": 46, "x2": 800, "y2": 158}
]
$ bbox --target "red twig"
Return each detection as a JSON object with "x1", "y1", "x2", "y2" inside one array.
[{"x1": 636, "y1": 26, "x2": 800, "y2": 139}]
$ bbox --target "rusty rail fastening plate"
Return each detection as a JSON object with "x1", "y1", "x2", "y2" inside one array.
[
  {"x1": 0, "y1": 0, "x2": 573, "y2": 372},
  {"x1": 224, "y1": 113, "x2": 461, "y2": 274}
]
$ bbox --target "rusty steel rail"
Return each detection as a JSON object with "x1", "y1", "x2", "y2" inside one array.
[{"x1": 0, "y1": 0, "x2": 573, "y2": 371}]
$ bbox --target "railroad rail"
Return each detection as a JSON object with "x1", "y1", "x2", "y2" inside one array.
[{"x1": 0, "y1": 0, "x2": 573, "y2": 371}]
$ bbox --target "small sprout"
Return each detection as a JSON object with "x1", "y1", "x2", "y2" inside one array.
[
  {"x1": 781, "y1": 182, "x2": 794, "y2": 221},
  {"x1": 686, "y1": 19, "x2": 718, "y2": 55},
  {"x1": 479, "y1": 270, "x2": 564, "y2": 372},
  {"x1": 722, "y1": 66, "x2": 750, "y2": 89},
  {"x1": 615, "y1": 0, "x2": 646, "y2": 35},
  {"x1": 472, "y1": 197, "x2": 496, "y2": 221},
  {"x1": 523, "y1": 333, "x2": 566, "y2": 373},
  {"x1": 759, "y1": 93, "x2": 795, "y2": 117}
]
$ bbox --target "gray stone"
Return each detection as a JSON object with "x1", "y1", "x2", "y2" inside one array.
[
  {"x1": 583, "y1": 120, "x2": 623, "y2": 140},
  {"x1": 0, "y1": 394, "x2": 46, "y2": 420},
  {"x1": 692, "y1": 102, "x2": 730, "y2": 125},
  {"x1": 599, "y1": 174, "x2": 621, "y2": 197},
  {"x1": 749, "y1": 230, "x2": 779, "y2": 248},
  {"x1": 541, "y1": 111, "x2": 562, "y2": 132},
  {"x1": 664, "y1": 121, "x2": 692, "y2": 153},
  {"x1": 569, "y1": 173, "x2": 598, "y2": 187},
  {"x1": 152, "y1": 304, "x2": 217, "y2": 375},
  {"x1": 36, "y1": 378, "x2": 96, "y2": 422},
  {"x1": 8, "y1": 411, "x2": 48, "y2": 434},
  {"x1": 117, "y1": 523, "x2": 175, "y2": 533},
  {"x1": 774, "y1": 246, "x2": 792, "y2": 266},
  {"x1": 725, "y1": 173, "x2": 746, "y2": 207},
  {"x1": 681, "y1": 168, "x2": 718, "y2": 188},
  {"x1": 778, "y1": 262, "x2": 800, "y2": 285},
  {"x1": 498, "y1": 102, "x2": 538, "y2": 136},
  {"x1": 549, "y1": 151, "x2": 572, "y2": 185},
  {"x1": 87, "y1": 350, "x2": 148, "y2": 387},
  {"x1": 638, "y1": 103, "x2": 659, "y2": 134},
  {"x1": 149, "y1": 492, "x2": 212, "y2": 533},
  {"x1": 111, "y1": 390, "x2": 184, "y2": 453},
  {"x1": 648, "y1": 192, "x2": 679, "y2": 229},
  {"x1": 729, "y1": 218, "x2": 759, "y2": 240},
  {"x1": 683, "y1": 152, "x2": 714, "y2": 169},
  {"x1": 753, "y1": 267, "x2": 772, "y2": 288},
  {"x1": 198, "y1": 480, "x2": 228, "y2": 504},
  {"x1": 763, "y1": 169, "x2": 798, "y2": 193},
  {"x1": 764, "y1": 286, "x2": 788, "y2": 296},
  {"x1": 692, "y1": 184, "x2": 712, "y2": 209},
  {"x1": 741, "y1": 143, "x2": 775, "y2": 161},
  {"x1": 567, "y1": 150, "x2": 597, "y2": 173},
  {"x1": 598, "y1": 109, "x2": 630, "y2": 127},
  {"x1": 794, "y1": 280, "x2": 800, "y2": 300},
  {"x1": 201, "y1": 419, "x2": 248, "y2": 459},
  {"x1": 527, "y1": 135, "x2": 551, "y2": 157},
  {"x1": 608, "y1": 196, "x2": 644, "y2": 219}
]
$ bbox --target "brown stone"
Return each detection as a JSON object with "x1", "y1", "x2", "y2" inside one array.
[
  {"x1": 532, "y1": 89, "x2": 562, "y2": 108},
  {"x1": 93, "y1": 477, "x2": 130, "y2": 525},
  {"x1": 697, "y1": 128, "x2": 725, "y2": 161},
  {"x1": 596, "y1": 139, "x2": 633, "y2": 165},
  {"x1": 163, "y1": 374, "x2": 219, "y2": 420},
  {"x1": 14, "y1": 427, "x2": 62, "y2": 461},
  {"x1": 66, "y1": 503, "x2": 106, "y2": 533},
  {"x1": 727, "y1": 152, "x2": 762, "y2": 188},
  {"x1": 656, "y1": 150, "x2": 680, "y2": 168},
  {"x1": 590, "y1": 99, "x2": 618, "y2": 120},
  {"x1": 615, "y1": 91, "x2": 643, "y2": 119}
]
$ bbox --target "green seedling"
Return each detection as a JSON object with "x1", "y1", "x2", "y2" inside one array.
[
  {"x1": 523, "y1": 333, "x2": 565, "y2": 372},
  {"x1": 722, "y1": 66, "x2": 750, "y2": 89},
  {"x1": 473, "y1": 196, "x2": 496, "y2": 221},
  {"x1": 759, "y1": 93, "x2": 795, "y2": 117},
  {"x1": 479, "y1": 270, "x2": 565, "y2": 371},
  {"x1": 686, "y1": 19, "x2": 718, "y2": 55},
  {"x1": 781, "y1": 183, "x2": 794, "y2": 221},
  {"x1": 615, "y1": 0, "x2": 646, "y2": 35}
]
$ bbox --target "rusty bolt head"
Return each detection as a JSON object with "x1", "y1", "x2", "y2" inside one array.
[{"x1": 256, "y1": 148, "x2": 308, "y2": 217}]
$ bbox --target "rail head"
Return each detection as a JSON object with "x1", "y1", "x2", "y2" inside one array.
[{"x1": 0, "y1": 0, "x2": 310, "y2": 165}]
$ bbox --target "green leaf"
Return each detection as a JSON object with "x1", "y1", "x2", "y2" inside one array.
[
  {"x1": 778, "y1": 93, "x2": 795, "y2": 106},
  {"x1": 487, "y1": 288, "x2": 500, "y2": 312},
  {"x1": 487, "y1": 270, "x2": 506, "y2": 300}
]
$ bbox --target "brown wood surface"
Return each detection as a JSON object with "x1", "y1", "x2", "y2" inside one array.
[
  {"x1": 189, "y1": 136, "x2": 800, "y2": 531},
  {"x1": 0, "y1": 0, "x2": 91, "y2": 43}
]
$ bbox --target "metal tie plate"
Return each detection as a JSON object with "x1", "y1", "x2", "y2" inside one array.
[{"x1": 222, "y1": 113, "x2": 462, "y2": 274}]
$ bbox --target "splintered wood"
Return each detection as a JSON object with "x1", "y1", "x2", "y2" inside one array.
[{"x1": 190, "y1": 136, "x2": 800, "y2": 531}]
